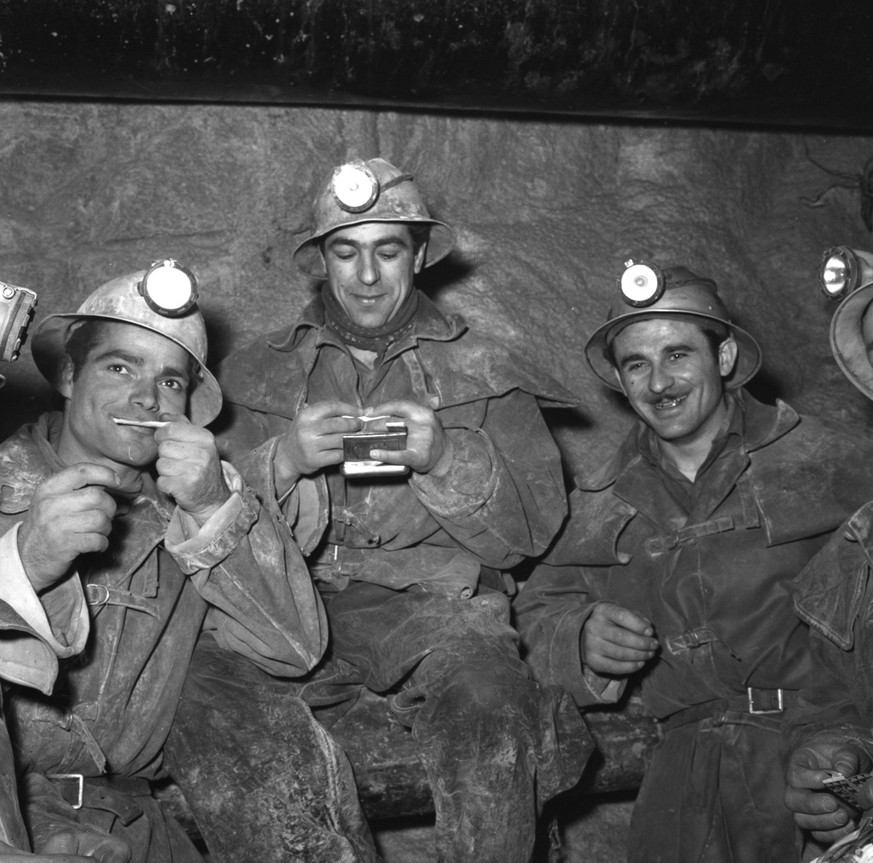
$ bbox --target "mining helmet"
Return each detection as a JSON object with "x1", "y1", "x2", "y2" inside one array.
[
  {"x1": 828, "y1": 280, "x2": 873, "y2": 400},
  {"x1": 32, "y1": 260, "x2": 222, "y2": 426},
  {"x1": 292, "y1": 157, "x2": 456, "y2": 278},
  {"x1": 585, "y1": 260, "x2": 763, "y2": 391}
]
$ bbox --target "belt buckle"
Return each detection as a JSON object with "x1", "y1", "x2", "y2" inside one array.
[
  {"x1": 747, "y1": 686, "x2": 783, "y2": 715},
  {"x1": 46, "y1": 773, "x2": 84, "y2": 809},
  {"x1": 85, "y1": 584, "x2": 110, "y2": 607}
]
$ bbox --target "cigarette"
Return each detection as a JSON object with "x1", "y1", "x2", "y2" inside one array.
[
  {"x1": 112, "y1": 417, "x2": 170, "y2": 428},
  {"x1": 341, "y1": 415, "x2": 391, "y2": 422}
]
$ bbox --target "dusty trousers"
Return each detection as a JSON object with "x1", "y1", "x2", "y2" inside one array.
[
  {"x1": 628, "y1": 710, "x2": 799, "y2": 863},
  {"x1": 308, "y1": 581, "x2": 589, "y2": 863},
  {"x1": 164, "y1": 634, "x2": 378, "y2": 863}
]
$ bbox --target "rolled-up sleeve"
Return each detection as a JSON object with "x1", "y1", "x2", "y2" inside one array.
[
  {"x1": 0, "y1": 524, "x2": 89, "y2": 694},
  {"x1": 165, "y1": 461, "x2": 328, "y2": 678},
  {"x1": 411, "y1": 390, "x2": 568, "y2": 570}
]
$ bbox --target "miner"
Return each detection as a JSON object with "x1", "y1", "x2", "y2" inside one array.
[
  {"x1": 0, "y1": 281, "x2": 129, "y2": 861},
  {"x1": 1, "y1": 263, "x2": 374, "y2": 862},
  {"x1": 786, "y1": 265, "x2": 873, "y2": 859},
  {"x1": 515, "y1": 261, "x2": 873, "y2": 862},
  {"x1": 208, "y1": 157, "x2": 589, "y2": 862}
]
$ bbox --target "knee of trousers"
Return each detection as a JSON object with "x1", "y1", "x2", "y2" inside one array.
[{"x1": 426, "y1": 658, "x2": 540, "y2": 729}]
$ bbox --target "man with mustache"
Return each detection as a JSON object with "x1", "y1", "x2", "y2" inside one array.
[{"x1": 516, "y1": 264, "x2": 873, "y2": 861}]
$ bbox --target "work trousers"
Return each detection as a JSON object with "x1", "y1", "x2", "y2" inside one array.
[
  {"x1": 629, "y1": 707, "x2": 801, "y2": 863},
  {"x1": 164, "y1": 636, "x2": 378, "y2": 863},
  {"x1": 305, "y1": 581, "x2": 588, "y2": 863}
]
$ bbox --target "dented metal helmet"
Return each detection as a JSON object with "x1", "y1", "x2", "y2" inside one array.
[
  {"x1": 32, "y1": 270, "x2": 222, "y2": 426},
  {"x1": 585, "y1": 265, "x2": 762, "y2": 391},
  {"x1": 293, "y1": 157, "x2": 456, "y2": 278},
  {"x1": 829, "y1": 281, "x2": 873, "y2": 400}
]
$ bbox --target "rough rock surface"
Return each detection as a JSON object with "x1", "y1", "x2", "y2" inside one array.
[{"x1": 1, "y1": 102, "x2": 871, "y2": 477}]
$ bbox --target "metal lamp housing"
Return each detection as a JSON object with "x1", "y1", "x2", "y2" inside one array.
[
  {"x1": 619, "y1": 259, "x2": 666, "y2": 307},
  {"x1": 139, "y1": 259, "x2": 198, "y2": 317},
  {"x1": 819, "y1": 246, "x2": 873, "y2": 301}
]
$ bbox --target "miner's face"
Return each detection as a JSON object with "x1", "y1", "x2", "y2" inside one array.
[
  {"x1": 322, "y1": 222, "x2": 426, "y2": 330},
  {"x1": 611, "y1": 317, "x2": 738, "y2": 447},
  {"x1": 58, "y1": 322, "x2": 190, "y2": 471}
]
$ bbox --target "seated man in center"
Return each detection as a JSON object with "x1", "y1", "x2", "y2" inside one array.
[{"x1": 208, "y1": 157, "x2": 590, "y2": 862}]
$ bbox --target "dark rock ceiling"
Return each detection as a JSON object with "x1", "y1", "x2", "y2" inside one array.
[{"x1": 0, "y1": 0, "x2": 870, "y2": 131}]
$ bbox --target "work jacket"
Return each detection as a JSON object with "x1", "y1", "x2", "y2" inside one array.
[
  {"x1": 217, "y1": 291, "x2": 575, "y2": 596},
  {"x1": 0, "y1": 412, "x2": 327, "y2": 785},
  {"x1": 792, "y1": 500, "x2": 873, "y2": 736},
  {"x1": 516, "y1": 391, "x2": 873, "y2": 720}
]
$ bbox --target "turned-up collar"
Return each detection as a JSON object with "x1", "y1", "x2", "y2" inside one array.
[{"x1": 577, "y1": 390, "x2": 800, "y2": 493}]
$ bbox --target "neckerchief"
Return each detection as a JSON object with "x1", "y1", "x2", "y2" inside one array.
[{"x1": 321, "y1": 284, "x2": 419, "y2": 360}]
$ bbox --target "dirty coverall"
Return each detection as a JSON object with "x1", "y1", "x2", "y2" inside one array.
[
  {"x1": 0, "y1": 412, "x2": 374, "y2": 863},
  {"x1": 516, "y1": 391, "x2": 873, "y2": 862},
  {"x1": 210, "y1": 290, "x2": 591, "y2": 863}
]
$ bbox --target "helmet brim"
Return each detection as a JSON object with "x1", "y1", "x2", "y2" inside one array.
[
  {"x1": 585, "y1": 309, "x2": 763, "y2": 392},
  {"x1": 32, "y1": 312, "x2": 223, "y2": 427},
  {"x1": 830, "y1": 282, "x2": 873, "y2": 400},
  {"x1": 292, "y1": 218, "x2": 455, "y2": 278}
]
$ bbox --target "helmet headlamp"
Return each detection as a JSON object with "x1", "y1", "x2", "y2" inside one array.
[
  {"x1": 818, "y1": 246, "x2": 873, "y2": 301},
  {"x1": 138, "y1": 259, "x2": 198, "y2": 317},
  {"x1": 331, "y1": 162, "x2": 380, "y2": 213},
  {"x1": 0, "y1": 281, "x2": 37, "y2": 364},
  {"x1": 618, "y1": 259, "x2": 666, "y2": 307}
]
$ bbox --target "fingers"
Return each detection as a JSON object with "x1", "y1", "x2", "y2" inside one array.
[
  {"x1": 583, "y1": 602, "x2": 659, "y2": 675},
  {"x1": 43, "y1": 463, "x2": 121, "y2": 494},
  {"x1": 367, "y1": 400, "x2": 422, "y2": 421},
  {"x1": 301, "y1": 401, "x2": 363, "y2": 422},
  {"x1": 786, "y1": 784, "x2": 854, "y2": 836},
  {"x1": 596, "y1": 602, "x2": 655, "y2": 636}
]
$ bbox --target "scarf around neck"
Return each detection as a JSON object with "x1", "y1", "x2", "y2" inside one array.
[{"x1": 321, "y1": 284, "x2": 419, "y2": 359}]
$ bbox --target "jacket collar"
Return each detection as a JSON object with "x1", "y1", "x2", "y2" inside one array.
[{"x1": 577, "y1": 390, "x2": 799, "y2": 493}]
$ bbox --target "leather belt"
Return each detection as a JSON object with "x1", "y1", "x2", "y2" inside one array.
[
  {"x1": 46, "y1": 773, "x2": 151, "y2": 823},
  {"x1": 662, "y1": 687, "x2": 798, "y2": 730}
]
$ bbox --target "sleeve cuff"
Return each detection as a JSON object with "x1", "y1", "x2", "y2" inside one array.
[
  {"x1": 0, "y1": 524, "x2": 88, "y2": 659},
  {"x1": 411, "y1": 427, "x2": 498, "y2": 518},
  {"x1": 165, "y1": 461, "x2": 260, "y2": 572}
]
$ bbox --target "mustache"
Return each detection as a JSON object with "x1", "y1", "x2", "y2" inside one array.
[{"x1": 646, "y1": 391, "x2": 688, "y2": 405}]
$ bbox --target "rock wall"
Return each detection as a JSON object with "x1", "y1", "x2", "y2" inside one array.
[{"x1": 1, "y1": 102, "x2": 871, "y2": 476}]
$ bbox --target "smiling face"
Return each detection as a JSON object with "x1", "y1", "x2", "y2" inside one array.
[
  {"x1": 321, "y1": 222, "x2": 427, "y2": 330},
  {"x1": 611, "y1": 317, "x2": 738, "y2": 451},
  {"x1": 57, "y1": 322, "x2": 190, "y2": 473}
]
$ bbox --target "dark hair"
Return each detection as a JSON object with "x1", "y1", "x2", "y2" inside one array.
[
  {"x1": 407, "y1": 223, "x2": 431, "y2": 253},
  {"x1": 603, "y1": 318, "x2": 730, "y2": 368},
  {"x1": 64, "y1": 318, "x2": 200, "y2": 391}
]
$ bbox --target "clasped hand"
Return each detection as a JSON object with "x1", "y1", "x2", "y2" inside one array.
[
  {"x1": 273, "y1": 398, "x2": 450, "y2": 491},
  {"x1": 581, "y1": 602, "x2": 660, "y2": 676}
]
